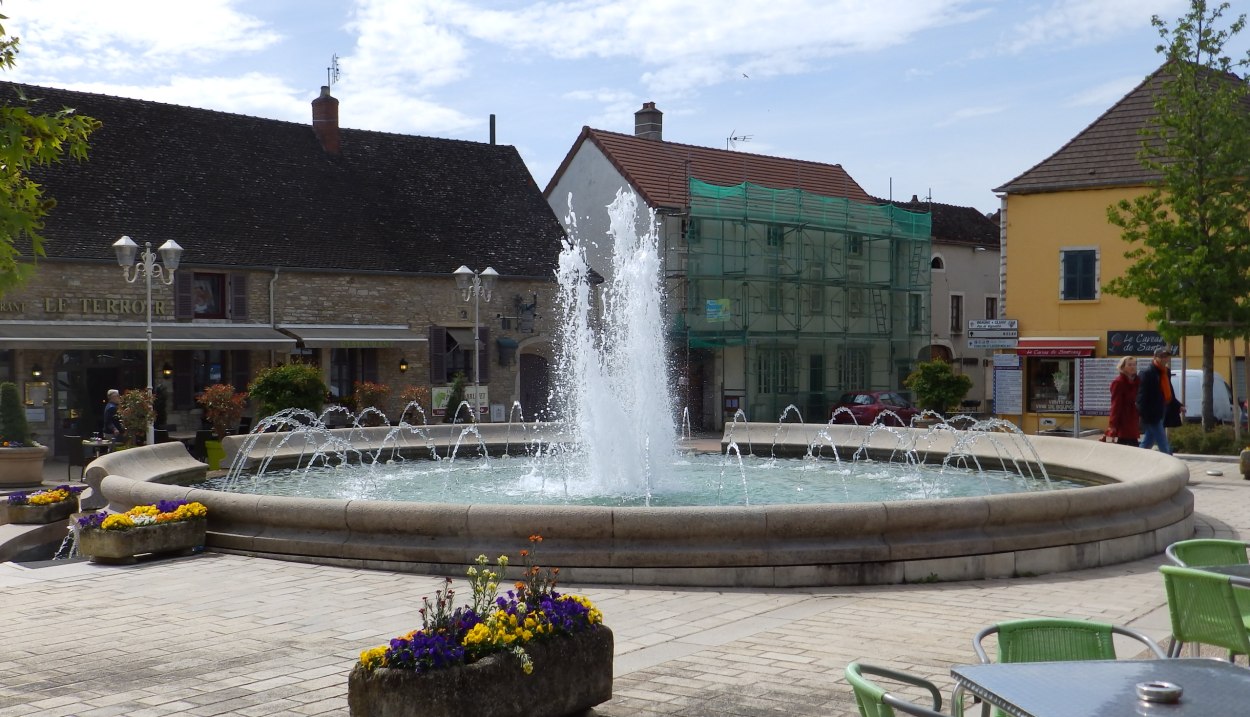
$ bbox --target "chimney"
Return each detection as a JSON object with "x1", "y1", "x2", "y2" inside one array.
[
  {"x1": 634, "y1": 102, "x2": 662, "y2": 140},
  {"x1": 311, "y1": 86, "x2": 340, "y2": 155}
]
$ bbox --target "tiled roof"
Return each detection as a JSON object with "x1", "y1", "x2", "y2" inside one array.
[
  {"x1": 884, "y1": 197, "x2": 998, "y2": 247},
  {"x1": 545, "y1": 127, "x2": 872, "y2": 208},
  {"x1": 10, "y1": 83, "x2": 565, "y2": 277},
  {"x1": 996, "y1": 64, "x2": 1250, "y2": 195}
]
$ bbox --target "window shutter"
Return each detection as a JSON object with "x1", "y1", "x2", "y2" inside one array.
[
  {"x1": 173, "y1": 351, "x2": 194, "y2": 409},
  {"x1": 230, "y1": 274, "x2": 249, "y2": 322},
  {"x1": 362, "y1": 349, "x2": 379, "y2": 383},
  {"x1": 174, "y1": 273, "x2": 194, "y2": 321},
  {"x1": 231, "y1": 350, "x2": 250, "y2": 393},
  {"x1": 477, "y1": 326, "x2": 489, "y2": 382},
  {"x1": 428, "y1": 326, "x2": 446, "y2": 384}
]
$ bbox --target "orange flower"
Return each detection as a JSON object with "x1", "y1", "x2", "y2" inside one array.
[
  {"x1": 519, "y1": 549, "x2": 529, "y2": 557},
  {"x1": 515, "y1": 581, "x2": 525, "y2": 590},
  {"x1": 529, "y1": 534, "x2": 543, "y2": 543}
]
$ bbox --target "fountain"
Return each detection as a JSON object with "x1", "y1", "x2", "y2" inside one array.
[{"x1": 81, "y1": 189, "x2": 1195, "y2": 586}]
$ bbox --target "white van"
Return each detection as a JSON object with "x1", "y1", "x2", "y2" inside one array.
[{"x1": 1172, "y1": 368, "x2": 1236, "y2": 423}]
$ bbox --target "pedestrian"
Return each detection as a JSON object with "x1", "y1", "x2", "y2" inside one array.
[
  {"x1": 102, "y1": 388, "x2": 123, "y2": 441},
  {"x1": 1137, "y1": 347, "x2": 1182, "y2": 454},
  {"x1": 1107, "y1": 356, "x2": 1140, "y2": 446}
]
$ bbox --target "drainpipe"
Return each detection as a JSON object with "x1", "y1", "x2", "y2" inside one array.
[{"x1": 270, "y1": 267, "x2": 281, "y2": 366}]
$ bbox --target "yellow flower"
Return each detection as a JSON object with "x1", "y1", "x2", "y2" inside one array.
[
  {"x1": 359, "y1": 645, "x2": 388, "y2": 671},
  {"x1": 101, "y1": 514, "x2": 135, "y2": 531}
]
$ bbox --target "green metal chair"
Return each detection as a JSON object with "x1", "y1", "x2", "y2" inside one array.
[
  {"x1": 1165, "y1": 538, "x2": 1250, "y2": 568},
  {"x1": 1160, "y1": 564, "x2": 1250, "y2": 661},
  {"x1": 844, "y1": 662, "x2": 951, "y2": 717},
  {"x1": 969, "y1": 618, "x2": 1165, "y2": 717}
]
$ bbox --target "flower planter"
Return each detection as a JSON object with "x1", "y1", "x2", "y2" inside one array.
[
  {"x1": 0, "y1": 445, "x2": 48, "y2": 488},
  {"x1": 347, "y1": 626, "x2": 614, "y2": 717},
  {"x1": 76, "y1": 518, "x2": 208, "y2": 564},
  {"x1": 1, "y1": 498, "x2": 77, "y2": 525},
  {"x1": 205, "y1": 439, "x2": 225, "y2": 470},
  {"x1": 1241, "y1": 448, "x2": 1250, "y2": 480}
]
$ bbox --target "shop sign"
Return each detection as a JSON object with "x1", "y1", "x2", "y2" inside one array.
[
  {"x1": 430, "y1": 385, "x2": 488, "y2": 417},
  {"x1": 1106, "y1": 330, "x2": 1177, "y2": 356}
]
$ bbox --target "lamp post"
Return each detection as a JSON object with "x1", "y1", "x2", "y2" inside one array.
[
  {"x1": 113, "y1": 236, "x2": 183, "y2": 445},
  {"x1": 452, "y1": 265, "x2": 497, "y2": 422}
]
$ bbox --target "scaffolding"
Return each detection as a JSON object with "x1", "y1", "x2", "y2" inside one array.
[{"x1": 675, "y1": 179, "x2": 932, "y2": 423}]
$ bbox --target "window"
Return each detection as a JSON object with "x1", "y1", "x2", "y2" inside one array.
[
  {"x1": 1027, "y1": 358, "x2": 1075, "y2": 413},
  {"x1": 984, "y1": 296, "x2": 998, "y2": 320},
  {"x1": 848, "y1": 267, "x2": 863, "y2": 317},
  {"x1": 930, "y1": 256, "x2": 944, "y2": 270},
  {"x1": 908, "y1": 293, "x2": 925, "y2": 333},
  {"x1": 192, "y1": 273, "x2": 226, "y2": 319},
  {"x1": 1060, "y1": 248, "x2": 1098, "y2": 300},
  {"x1": 756, "y1": 349, "x2": 796, "y2": 393},
  {"x1": 848, "y1": 234, "x2": 863, "y2": 256},
  {"x1": 329, "y1": 348, "x2": 379, "y2": 401},
  {"x1": 172, "y1": 349, "x2": 250, "y2": 409},
  {"x1": 949, "y1": 294, "x2": 964, "y2": 334},
  {"x1": 837, "y1": 348, "x2": 868, "y2": 388},
  {"x1": 766, "y1": 224, "x2": 784, "y2": 249},
  {"x1": 686, "y1": 218, "x2": 701, "y2": 245},
  {"x1": 807, "y1": 286, "x2": 825, "y2": 314},
  {"x1": 766, "y1": 286, "x2": 781, "y2": 311},
  {"x1": 428, "y1": 326, "x2": 488, "y2": 384}
]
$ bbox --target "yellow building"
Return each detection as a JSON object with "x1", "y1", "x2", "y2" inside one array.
[{"x1": 995, "y1": 66, "x2": 1241, "y2": 434}]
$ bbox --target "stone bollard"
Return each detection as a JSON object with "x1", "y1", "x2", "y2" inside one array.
[{"x1": 1240, "y1": 448, "x2": 1250, "y2": 480}]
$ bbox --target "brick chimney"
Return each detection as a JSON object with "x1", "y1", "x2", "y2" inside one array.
[
  {"x1": 311, "y1": 86, "x2": 340, "y2": 155},
  {"x1": 634, "y1": 102, "x2": 662, "y2": 140}
]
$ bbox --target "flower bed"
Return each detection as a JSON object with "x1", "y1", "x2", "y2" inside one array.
[
  {"x1": 2, "y1": 485, "x2": 84, "y2": 524},
  {"x1": 348, "y1": 536, "x2": 613, "y2": 717},
  {"x1": 75, "y1": 500, "x2": 208, "y2": 563}
]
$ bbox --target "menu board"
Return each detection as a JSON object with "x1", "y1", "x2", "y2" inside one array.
[
  {"x1": 994, "y1": 368, "x2": 1022, "y2": 415},
  {"x1": 1078, "y1": 357, "x2": 1121, "y2": 416}
]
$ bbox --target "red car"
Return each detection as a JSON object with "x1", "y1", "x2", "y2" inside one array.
[{"x1": 830, "y1": 391, "x2": 918, "y2": 426}]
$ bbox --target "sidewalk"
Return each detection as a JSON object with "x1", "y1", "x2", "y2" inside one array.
[{"x1": 0, "y1": 457, "x2": 1243, "y2": 716}]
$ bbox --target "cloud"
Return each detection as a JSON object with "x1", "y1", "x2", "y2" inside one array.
[
  {"x1": 1065, "y1": 75, "x2": 1144, "y2": 107},
  {"x1": 935, "y1": 105, "x2": 1005, "y2": 127},
  {"x1": 1001, "y1": 0, "x2": 1185, "y2": 54}
]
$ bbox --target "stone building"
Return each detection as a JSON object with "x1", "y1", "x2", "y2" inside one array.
[{"x1": 0, "y1": 83, "x2": 565, "y2": 456}]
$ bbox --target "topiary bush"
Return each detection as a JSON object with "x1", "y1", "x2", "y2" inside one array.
[
  {"x1": 0, "y1": 381, "x2": 31, "y2": 445},
  {"x1": 1168, "y1": 424, "x2": 1240, "y2": 455},
  {"x1": 443, "y1": 371, "x2": 467, "y2": 424},
  {"x1": 904, "y1": 359, "x2": 973, "y2": 414},
  {"x1": 248, "y1": 363, "x2": 328, "y2": 418}
]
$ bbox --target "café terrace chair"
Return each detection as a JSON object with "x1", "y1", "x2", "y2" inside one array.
[
  {"x1": 970, "y1": 618, "x2": 1166, "y2": 717},
  {"x1": 1160, "y1": 564, "x2": 1250, "y2": 662},
  {"x1": 65, "y1": 434, "x2": 86, "y2": 481},
  {"x1": 844, "y1": 662, "x2": 952, "y2": 717},
  {"x1": 1166, "y1": 538, "x2": 1250, "y2": 569}
]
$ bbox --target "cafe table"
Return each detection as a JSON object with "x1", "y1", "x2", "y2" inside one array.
[
  {"x1": 82, "y1": 437, "x2": 113, "y2": 459},
  {"x1": 950, "y1": 658, "x2": 1250, "y2": 717},
  {"x1": 1198, "y1": 564, "x2": 1250, "y2": 582}
]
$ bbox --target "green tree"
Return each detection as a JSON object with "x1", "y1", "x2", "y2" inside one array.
[
  {"x1": 0, "y1": 380, "x2": 30, "y2": 444},
  {"x1": 443, "y1": 371, "x2": 467, "y2": 424},
  {"x1": 1105, "y1": 0, "x2": 1250, "y2": 430},
  {"x1": 904, "y1": 360, "x2": 973, "y2": 414},
  {"x1": 0, "y1": 13, "x2": 99, "y2": 293},
  {"x1": 248, "y1": 364, "x2": 327, "y2": 418}
]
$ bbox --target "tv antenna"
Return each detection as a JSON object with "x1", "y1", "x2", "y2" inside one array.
[
  {"x1": 327, "y1": 54, "x2": 340, "y2": 88},
  {"x1": 726, "y1": 130, "x2": 752, "y2": 150}
]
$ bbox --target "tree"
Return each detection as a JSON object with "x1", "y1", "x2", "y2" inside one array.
[
  {"x1": 1105, "y1": 0, "x2": 1250, "y2": 430},
  {"x1": 0, "y1": 13, "x2": 99, "y2": 294},
  {"x1": 248, "y1": 363, "x2": 327, "y2": 418},
  {"x1": 904, "y1": 360, "x2": 972, "y2": 415}
]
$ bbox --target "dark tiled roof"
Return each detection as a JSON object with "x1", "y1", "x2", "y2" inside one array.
[
  {"x1": 545, "y1": 127, "x2": 872, "y2": 207},
  {"x1": 883, "y1": 197, "x2": 998, "y2": 247},
  {"x1": 10, "y1": 83, "x2": 565, "y2": 277},
  {"x1": 996, "y1": 64, "x2": 1250, "y2": 195}
]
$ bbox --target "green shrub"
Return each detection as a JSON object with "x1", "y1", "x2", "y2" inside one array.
[
  {"x1": 1168, "y1": 424, "x2": 1240, "y2": 455},
  {"x1": 0, "y1": 381, "x2": 31, "y2": 445},
  {"x1": 248, "y1": 363, "x2": 327, "y2": 418},
  {"x1": 443, "y1": 371, "x2": 467, "y2": 424},
  {"x1": 904, "y1": 359, "x2": 973, "y2": 413}
]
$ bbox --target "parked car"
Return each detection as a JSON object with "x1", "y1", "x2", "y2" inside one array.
[{"x1": 830, "y1": 391, "x2": 918, "y2": 426}]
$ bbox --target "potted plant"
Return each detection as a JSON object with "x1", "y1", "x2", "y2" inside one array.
[
  {"x1": 74, "y1": 499, "x2": 208, "y2": 563},
  {"x1": 354, "y1": 380, "x2": 391, "y2": 426},
  {"x1": 904, "y1": 359, "x2": 973, "y2": 419},
  {"x1": 116, "y1": 388, "x2": 155, "y2": 447},
  {"x1": 196, "y1": 384, "x2": 248, "y2": 469},
  {"x1": 348, "y1": 535, "x2": 613, "y2": 717},
  {"x1": 399, "y1": 384, "x2": 431, "y2": 424},
  {"x1": 443, "y1": 371, "x2": 467, "y2": 424},
  {"x1": 0, "y1": 381, "x2": 47, "y2": 488},
  {"x1": 248, "y1": 363, "x2": 328, "y2": 419},
  {"x1": 2, "y1": 484, "x2": 84, "y2": 524}
]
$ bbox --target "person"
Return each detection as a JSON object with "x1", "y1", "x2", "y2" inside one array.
[
  {"x1": 1107, "y1": 356, "x2": 1140, "y2": 446},
  {"x1": 1137, "y1": 347, "x2": 1182, "y2": 454},
  {"x1": 102, "y1": 388, "x2": 123, "y2": 441}
]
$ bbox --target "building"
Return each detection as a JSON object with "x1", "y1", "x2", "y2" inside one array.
[
  {"x1": 1, "y1": 83, "x2": 565, "y2": 456},
  {"x1": 545, "y1": 103, "x2": 933, "y2": 430},
  {"x1": 994, "y1": 65, "x2": 1246, "y2": 433}
]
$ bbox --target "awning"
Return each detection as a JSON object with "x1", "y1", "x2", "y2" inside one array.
[
  {"x1": 279, "y1": 324, "x2": 428, "y2": 349},
  {"x1": 496, "y1": 337, "x2": 519, "y2": 348},
  {"x1": 1015, "y1": 337, "x2": 1099, "y2": 357},
  {"x1": 0, "y1": 321, "x2": 297, "y2": 350},
  {"x1": 444, "y1": 328, "x2": 476, "y2": 348}
]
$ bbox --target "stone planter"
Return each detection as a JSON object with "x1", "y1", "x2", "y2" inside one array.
[
  {"x1": 76, "y1": 518, "x2": 207, "y2": 563},
  {"x1": 1, "y1": 497, "x2": 78, "y2": 525},
  {"x1": 0, "y1": 445, "x2": 48, "y2": 488},
  {"x1": 348, "y1": 626, "x2": 614, "y2": 717}
]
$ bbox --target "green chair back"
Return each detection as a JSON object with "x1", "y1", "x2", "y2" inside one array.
[
  {"x1": 844, "y1": 662, "x2": 948, "y2": 717},
  {"x1": 994, "y1": 618, "x2": 1118, "y2": 663},
  {"x1": 1167, "y1": 539, "x2": 1249, "y2": 568},
  {"x1": 1160, "y1": 565, "x2": 1250, "y2": 658},
  {"x1": 846, "y1": 662, "x2": 895, "y2": 717}
]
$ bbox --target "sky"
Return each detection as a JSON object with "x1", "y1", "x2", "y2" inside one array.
[{"x1": 4, "y1": 0, "x2": 1246, "y2": 215}]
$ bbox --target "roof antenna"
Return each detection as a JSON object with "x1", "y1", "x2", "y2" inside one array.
[
  {"x1": 326, "y1": 54, "x2": 340, "y2": 89},
  {"x1": 726, "y1": 130, "x2": 752, "y2": 150}
]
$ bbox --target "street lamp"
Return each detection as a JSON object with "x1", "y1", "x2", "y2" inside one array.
[
  {"x1": 452, "y1": 265, "x2": 497, "y2": 422},
  {"x1": 113, "y1": 235, "x2": 183, "y2": 445}
]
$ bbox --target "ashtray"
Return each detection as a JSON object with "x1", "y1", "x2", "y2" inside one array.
[{"x1": 1136, "y1": 681, "x2": 1182, "y2": 703}]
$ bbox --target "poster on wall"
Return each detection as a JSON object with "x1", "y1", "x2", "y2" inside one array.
[
  {"x1": 430, "y1": 385, "x2": 489, "y2": 419},
  {"x1": 993, "y1": 368, "x2": 1022, "y2": 415},
  {"x1": 1077, "y1": 357, "x2": 1120, "y2": 416}
]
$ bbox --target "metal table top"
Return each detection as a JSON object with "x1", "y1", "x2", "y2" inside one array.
[
  {"x1": 951, "y1": 659, "x2": 1250, "y2": 717},
  {"x1": 1198, "y1": 563, "x2": 1250, "y2": 580}
]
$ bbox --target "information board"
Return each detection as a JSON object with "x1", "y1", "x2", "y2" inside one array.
[
  {"x1": 1077, "y1": 357, "x2": 1121, "y2": 416},
  {"x1": 993, "y1": 368, "x2": 1022, "y2": 415}
]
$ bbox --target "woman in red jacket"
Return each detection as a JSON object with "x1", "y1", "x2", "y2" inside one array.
[{"x1": 1107, "y1": 356, "x2": 1140, "y2": 446}]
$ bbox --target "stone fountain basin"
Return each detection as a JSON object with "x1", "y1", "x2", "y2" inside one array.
[{"x1": 84, "y1": 424, "x2": 1192, "y2": 587}]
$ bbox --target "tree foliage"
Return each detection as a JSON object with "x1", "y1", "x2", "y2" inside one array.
[
  {"x1": 904, "y1": 360, "x2": 972, "y2": 414},
  {"x1": 0, "y1": 380, "x2": 30, "y2": 444},
  {"x1": 248, "y1": 363, "x2": 327, "y2": 418},
  {"x1": 1104, "y1": 0, "x2": 1250, "y2": 429},
  {"x1": 0, "y1": 13, "x2": 99, "y2": 294}
]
